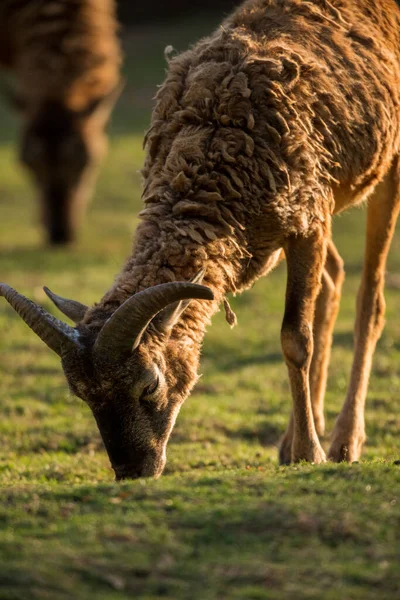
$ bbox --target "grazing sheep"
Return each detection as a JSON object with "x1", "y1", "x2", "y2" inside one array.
[
  {"x1": 0, "y1": 0, "x2": 122, "y2": 244},
  {"x1": 1, "y1": 0, "x2": 400, "y2": 478}
]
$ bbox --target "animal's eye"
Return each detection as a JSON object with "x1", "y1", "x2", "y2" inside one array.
[{"x1": 140, "y1": 377, "x2": 159, "y2": 402}]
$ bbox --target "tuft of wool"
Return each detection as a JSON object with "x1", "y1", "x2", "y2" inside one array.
[{"x1": 223, "y1": 298, "x2": 238, "y2": 328}]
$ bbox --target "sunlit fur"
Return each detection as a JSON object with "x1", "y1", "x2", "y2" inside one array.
[
  {"x1": 0, "y1": 0, "x2": 122, "y2": 244},
  {"x1": 12, "y1": 0, "x2": 400, "y2": 478}
]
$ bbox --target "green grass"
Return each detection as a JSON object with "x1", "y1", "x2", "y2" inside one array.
[{"x1": 1, "y1": 16, "x2": 400, "y2": 600}]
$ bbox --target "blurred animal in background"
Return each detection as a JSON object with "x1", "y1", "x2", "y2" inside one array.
[
  {"x1": 0, "y1": 0, "x2": 122, "y2": 245},
  {"x1": 2, "y1": 0, "x2": 400, "y2": 479}
]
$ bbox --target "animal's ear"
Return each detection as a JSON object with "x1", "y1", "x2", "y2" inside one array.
[
  {"x1": 152, "y1": 270, "x2": 207, "y2": 335},
  {"x1": 79, "y1": 79, "x2": 125, "y2": 124},
  {"x1": 44, "y1": 287, "x2": 88, "y2": 324}
]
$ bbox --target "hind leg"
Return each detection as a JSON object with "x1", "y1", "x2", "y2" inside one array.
[
  {"x1": 310, "y1": 241, "x2": 345, "y2": 436},
  {"x1": 329, "y1": 161, "x2": 400, "y2": 462}
]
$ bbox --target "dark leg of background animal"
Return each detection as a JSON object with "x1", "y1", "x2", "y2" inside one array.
[
  {"x1": 279, "y1": 228, "x2": 327, "y2": 464},
  {"x1": 43, "y1": 188, "x2": 75, "y2": 245},
  {"x1": 329, "y1": 160, "x2": 400, "y2": 462}
]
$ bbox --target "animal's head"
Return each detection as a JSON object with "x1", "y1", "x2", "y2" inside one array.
[
  {"x1": 0, "y1": 276, "x2": 213, "y2": 479},
  {"x1": 9, "y1": 83, "x2": 122, "y2": 245}
]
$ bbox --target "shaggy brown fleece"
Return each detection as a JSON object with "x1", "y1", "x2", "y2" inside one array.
[
  {"x1": 0, "y1": 0, "x2": 120, "y2": 109},
  {"x1": 89, "y1": 0, "x2": 400, "y2": 326}
]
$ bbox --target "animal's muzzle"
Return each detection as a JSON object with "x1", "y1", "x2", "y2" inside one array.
[
  {"x1": 113, "y1": 464, "x2": 144, "y2": 481},
  {"x1": 112, "y1": 455, "x2": 166, "y2": 481}
]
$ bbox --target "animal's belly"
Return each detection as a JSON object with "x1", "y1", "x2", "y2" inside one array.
[
  {"x1": 332, "y1": 174, "x2": 388, "y2": 215},
  {"x1": 332, "y1": 183, "x2": 363, "y2": 214}
]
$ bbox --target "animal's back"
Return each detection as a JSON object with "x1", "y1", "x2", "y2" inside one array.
[
  {"x1": 144, "y1": 0, "x2": 400, "y2": 238},
  {"x1": 0, "y1": 0, "x2": 120, "y2": 109}
]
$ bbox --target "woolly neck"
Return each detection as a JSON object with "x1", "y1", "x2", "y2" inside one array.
[{"x1": 82, "y1": 215, "x2": 234, "y2": 347}]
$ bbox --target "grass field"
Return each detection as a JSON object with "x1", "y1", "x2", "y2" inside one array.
[{"x1": 1, "y1": 16, "x2": 400, "y2": 600}]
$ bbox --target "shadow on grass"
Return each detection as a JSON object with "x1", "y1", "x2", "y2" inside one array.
[
  {"x1": 203, "y1": 347, "x2": 283, "y2": 373},
  {"x1": 171, "y1": 420, "x2": 282, "y2": 447},
  {"x1": 1, "y1": 466, "x2": 398, "y2": 599},
  {"x1": 218, "y1": 422, "x2": 282, "y2": 447}
]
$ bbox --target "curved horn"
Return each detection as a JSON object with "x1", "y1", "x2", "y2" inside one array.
[
  {"x1": 153, "y1": 269, "x2": 207, "y2": 334},
  {"x1": 0, "y1": 283, "x2": 80, "y2": 357},
  {"x1": 94, "y1": 281, "x2": 214, "y2": 359},
  {"x1": 44, "y1": 287, "x2": 88, "y2": 324}
]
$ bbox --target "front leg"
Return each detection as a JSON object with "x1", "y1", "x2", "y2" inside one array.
[{"x1": 279, "y1": 230, "x2": 327, "y2": 464}]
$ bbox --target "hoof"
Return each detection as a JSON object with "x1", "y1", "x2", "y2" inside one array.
[
  {"x1": 328, "y1": 435, "x2": 365, "y2": 463},
  {"x1": 329, "y1": 422, "x2": 366, "y2": 463},
  {"x1": 280, "y1": 435, "x2": 326, "y2": 465},
  {"x1": 291, "y1": 436, "x2": 326, "y2": 464}
]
